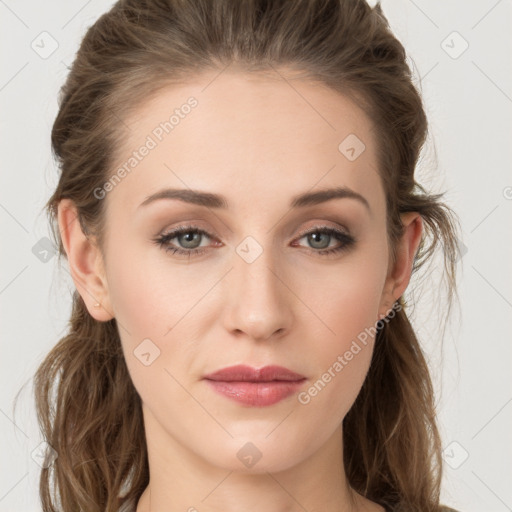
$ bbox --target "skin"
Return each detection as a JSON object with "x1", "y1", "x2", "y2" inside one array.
[{"x1": 58, "y1": 69, "x2": 422, "y2": 512}]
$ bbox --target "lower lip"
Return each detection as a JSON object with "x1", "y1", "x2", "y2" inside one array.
[{"x1": 204, "y1": 379, "x2": 306, "y2": 406}]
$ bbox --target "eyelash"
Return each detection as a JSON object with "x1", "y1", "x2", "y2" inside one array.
[{"x1": 152, "y1": 224, "x2": 356, "y2": 259}]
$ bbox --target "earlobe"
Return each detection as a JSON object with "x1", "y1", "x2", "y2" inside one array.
[
  {"x1": 377, "y1": 212, "x2": 423, "y2": 320},
  {"x1": 57, "y1": 199, "x2": 114, "y2": 322}
]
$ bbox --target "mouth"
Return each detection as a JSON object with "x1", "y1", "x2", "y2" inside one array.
[{"x1": 202, "y1": 364, "x2": 307, "y2": 407}]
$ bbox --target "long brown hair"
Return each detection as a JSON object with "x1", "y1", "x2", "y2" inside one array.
[{"x1": 27, "y1": 0, "x2": 462, "y2": 510}]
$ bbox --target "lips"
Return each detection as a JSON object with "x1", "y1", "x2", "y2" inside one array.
[
  {"x1": 203, "y1": 364, "x2": 306, "y2": 382},
  {"x1": 203, "y1": 365, "x2": 307, "y2": 407}
]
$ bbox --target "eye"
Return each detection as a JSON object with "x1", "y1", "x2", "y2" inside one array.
[
  {"x1": 291, "y1": 225, "x2": 356, "y2": 257},
  {"x1": 152, "y1": 224, "x2": 356, "y2": 259},
  {"x1": 152, "y1": 225, "x2": 217, "y2": 258}
]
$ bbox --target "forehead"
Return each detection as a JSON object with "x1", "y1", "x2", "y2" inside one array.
[{"x1": 106, "y1": 69, "x2": 384, "y2": 216}]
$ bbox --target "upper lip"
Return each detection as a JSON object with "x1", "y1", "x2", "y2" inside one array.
[{"x1": 203, "y1": 364, "x2": 306, "y2": 382}]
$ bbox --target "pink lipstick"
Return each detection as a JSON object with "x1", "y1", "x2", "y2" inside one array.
[{"x1": 203, "y1": 364, "x2": 306, "y2": 407}]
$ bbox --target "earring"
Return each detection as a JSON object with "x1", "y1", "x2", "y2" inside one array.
[{"x1": 93, "y1": 302, "x2": 101, "y2": 308}]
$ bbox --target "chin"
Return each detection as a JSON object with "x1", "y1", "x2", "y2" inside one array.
[{"x1": 199, "y1": 435, "x2": 312, "y2": 474}]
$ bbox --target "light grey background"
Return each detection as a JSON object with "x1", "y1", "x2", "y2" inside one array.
[{"x1": 1, "y1": 1, "x2": 511, "y2": 511}]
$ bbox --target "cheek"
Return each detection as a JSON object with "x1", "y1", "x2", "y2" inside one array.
[
  {"x1": 105, "y1": 235, "x2": 200, "y2": 338},
  {"x1": 102, "y1": 237, "x2": 174, "y2": 383},
  {"x1": 293, "y1": 248, "x2": 386, "y2": 413},
  {"x1": 104, "y1": 237, "x2": 212, "y2": 386},
  {"x1": 299, "y1": 247, "x2": 386, "y2": 347},
  {"x1": 305, "y1": 280, "x2": 381, "y2": 379},
  {"x1": 105, "y1": 255, "x2": 187, "y2": 411},
  {"x1": 108, "y1": 263, "x2": 162, "y2": 339}
]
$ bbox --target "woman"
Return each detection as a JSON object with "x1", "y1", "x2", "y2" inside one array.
[{"x1": 33, "y1": 0, "x2": 462, "y2": 511}]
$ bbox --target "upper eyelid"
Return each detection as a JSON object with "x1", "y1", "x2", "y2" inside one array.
[
  {"x1": 295, "y1": 223, "x2": 350, "y2": 238},
  {"x1": 161, "y1": 225, "x2": 215, "y2": 240}
]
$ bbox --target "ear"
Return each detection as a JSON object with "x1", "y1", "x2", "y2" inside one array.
[
  {"x1": 57, "y1": 199, "x2": 114, "y2": 322},
  {"x1": 377, "y1": 212, "x2": 423, "y2": 320}
]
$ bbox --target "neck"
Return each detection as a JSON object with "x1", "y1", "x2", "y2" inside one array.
[{"x1": 136, "y1": 403, "x2": 383, "y2": 512}]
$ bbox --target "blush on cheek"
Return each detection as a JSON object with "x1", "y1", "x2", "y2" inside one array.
[{"x1": 312, "y1": 290, "x2": 382, "y2": 396}]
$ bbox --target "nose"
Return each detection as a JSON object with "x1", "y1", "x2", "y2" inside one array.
[{"x1": 222, "y1": 242, "x2": 294, "y2": 342}]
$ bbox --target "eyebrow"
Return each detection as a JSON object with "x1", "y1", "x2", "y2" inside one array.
[{"x1": 138, "y1": 186, "x2": 370, "y2": 212}]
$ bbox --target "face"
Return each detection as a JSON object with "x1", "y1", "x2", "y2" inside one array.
[{"x1": 74, "y1": 70, "x2": 407, "y2": 473}]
